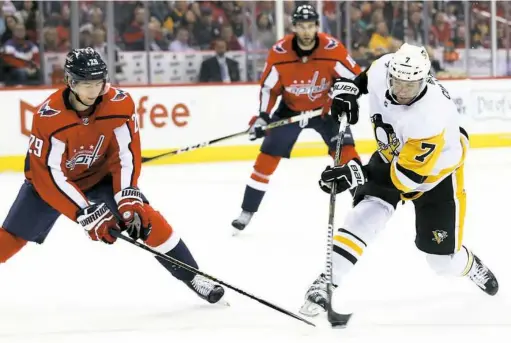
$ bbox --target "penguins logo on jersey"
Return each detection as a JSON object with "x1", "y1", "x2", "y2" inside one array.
[
  {"x1": 432, "y1": 230, "x2": 448, "y2": 244},
  {"x1": 371, "y1": 113, "x2": 400, "y2": 163}
]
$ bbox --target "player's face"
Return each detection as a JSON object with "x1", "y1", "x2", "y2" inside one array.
[
  {"x1": 294, "y1": 21, "x2": 318, "y2": 47},
  {"x1": 73, "y1": 80, "x2": 104, "y2": 105},
  {"x1": 389, "y1": 76, "x2": 422, "y2": 104}
]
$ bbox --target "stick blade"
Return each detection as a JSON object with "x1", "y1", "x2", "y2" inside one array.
[{"x1": 328, "y1": 310, "x2": 352, "y2": 328}]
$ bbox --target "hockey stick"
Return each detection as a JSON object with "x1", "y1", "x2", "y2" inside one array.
[
  {"x1": 109, "y1": 229, "x2": 316, "y2": 327},
  {"x1": 324, "y1": 115, "x2": 353, "y2": 327},
  {"x1": 141, "y1": 109, "x2": 322, "y2": 164}
]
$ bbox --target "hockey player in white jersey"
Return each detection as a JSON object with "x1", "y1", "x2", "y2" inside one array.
[{"x1": 299, "y1": 43, "x2": 499, "y2": 320}]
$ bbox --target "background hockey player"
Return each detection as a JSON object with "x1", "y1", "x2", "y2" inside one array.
[
  {"x1": 0, "y1": 48, "x2": 225, "y2": 305},
  {"x1": 300, "y1": 43, "x2": 498, "y2": 319},
  {"x1": 232, "y1": 4, "x2": 362, "y2": 234}
]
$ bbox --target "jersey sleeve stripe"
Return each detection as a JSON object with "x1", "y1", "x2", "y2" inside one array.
[
  {"x1": 113, "y1": 123, "x2": 134, "y2": 190},
  {"x1": 259, "y1": 65, "x2": 279, "y2": 113},
  {"x1": 390, "y1": 159, "x2": 418, "y2": 193},
  {"x1": 48, "y1": 136, "x2": 89, "y2": 209},
  {"x1": 334, "y1": 61, "x2": 356, "y2": 79},
  {"x1": 395, "y1": 162, "x2": 426, "y2": 184}
]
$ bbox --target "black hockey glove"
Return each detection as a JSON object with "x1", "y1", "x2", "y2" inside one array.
[
  {"x1": 318, "y1": 159, "x2": 366, "y2": 194},
  {"x1": 330, "y1": 77, "x2": 360, "y2": 125},
  {"x1": 248, "y1": 112, "x2": 271, "y2": 141}
]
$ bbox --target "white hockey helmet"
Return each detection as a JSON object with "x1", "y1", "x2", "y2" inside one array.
[{"x1": 386, "y1": 43, "x2": 431, "y2": 104}]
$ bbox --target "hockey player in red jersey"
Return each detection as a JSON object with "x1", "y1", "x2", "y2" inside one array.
[
  {"x1": 232, "y1": 4, "x2": 362, "y2": 234},
  {"x1": 0, "y1": 48, "x2": 225, "y2": 304}
]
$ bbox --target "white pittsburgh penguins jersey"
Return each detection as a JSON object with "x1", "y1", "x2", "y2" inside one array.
[{"x1": 366, "y1": 54, "x2": 468, "y2": 193}]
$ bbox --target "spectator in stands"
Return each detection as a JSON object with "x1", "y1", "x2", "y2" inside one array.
[
  {"x1": 1, "y1": 15, "x2": 17, "y2": 44},
  {"x1": 199, "y1": 39, "x2": 240, "y2": 83},
  {"x1": 163, "y1": 1, "x2": 188, "y2": 37},
  {"x1": 230, "y1": 5, "x2": 244, "y2": 38},
  {"x1": 181, "y1": 7, "x2": 197, "y2": 44},
  {"x1": 452, "y1": 25, "x2": 466, "y2": 48},
  {"x1": 220, "y1": 24, "x2": 242, "y2": 51},
  {"x1": 2, "y1": 1, "x2": 16, "y2": 16},
  {"x1": 254, "y1": 13, "x2": 275, "y2": 49},
  {"x1": 215, "y1": 1, "x2": 235, "y2": 25},
  {"x1": 1, "y1": 22, "x2": 40, "y2": 85},
  {"x1": 42, "y1": 26, "x2": 67, "y2": 52},
  {"x1": 350, "y1": 6, "x2": 370, "y2": 49},
  {"x1": 79, "y1": 27, "x2": 93, "y2": 49},
  {"x1": 18, "y1": 1, "x2": 38, "y2": 42},
  {"x1": 80, "y1": 6, "x2": 107, "y2": 35},
  {"x1": 148, "y1": 18, "x2": 169, "y2": 51},
  {"x1": 430, "y1": 12, "x2": 452, "y2": 47},
  {"x1": 169, "y1": 26, "x2": 194, "y2": 52},
  {"x1": 91, "y1": 28, "x2": 107, "y2": 56},
  {"x1": 123, "y1": 5, "x2": 145, "y2": 51},
  {"x1": 283, "y1": 0, "x2": 294, "y2": 34},
  {"x1": 497, "y1": 23, "x2": 508, "y2": 49},
  {"x1": 194, "y1": 6, "x2": 220, "y2": 50},
  {"x1": 368, "y1": 21, "x2": 394, "y2": 56},
  {"x1": 55, "y1": 4, "x2": 71, "y2": 51},
  {"x1": 408, "y1": 11, "x2": 425, "y2": 46}
]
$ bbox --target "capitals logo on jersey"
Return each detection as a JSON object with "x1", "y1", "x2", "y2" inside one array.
[
  {"x1": 65, "y1": 135, "x2": 105, "y2": 170},
  {"x1": 111, "y1": 88, "x2": 128, "y2": 102},
  {"x1": 285, "y1": 71, "x2": 330, "y2": 102},
  {"x1": 38, "y1": 100, "x2": 61, "y2": 117}
]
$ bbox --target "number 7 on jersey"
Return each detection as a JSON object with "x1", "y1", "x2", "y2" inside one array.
[{"x1": 414, "y1": 142, "x2": 436, "y2": 163}]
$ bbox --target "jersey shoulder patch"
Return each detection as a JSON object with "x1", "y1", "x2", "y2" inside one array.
[
  {"x1": 37, "y1": 99, "x2": 61, "y2": 118},
  {"x1": 100, "y1": 87, "x2": 134, "y2": 117},
  {"x1": 110, "y1": 88, "x2": 129, "y2": 102},
  {"x1": 269, "y1": 36, "x2": 296, "y2": 64}
]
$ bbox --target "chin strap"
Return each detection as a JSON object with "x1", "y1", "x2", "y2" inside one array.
[
  {"x1": 70, "y1": 88, "x2": 91, "y2": 108},
  {"x1": 68, "y1": 79, "x2": 108, "y2": 109}
]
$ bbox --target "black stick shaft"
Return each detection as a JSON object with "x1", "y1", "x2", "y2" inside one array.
[
  {"x1": 110, "y1": 230, "x2": 316, "y2": 327},
  {"x1": 141, "y1": 111, "x2": 322, "y2": 164}
]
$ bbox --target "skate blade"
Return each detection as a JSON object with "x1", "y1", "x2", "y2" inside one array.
[
  {"x1": 216, "y1": 299, "x2": 230, "y2": 307},
  {"x1": 232, "y1": 228, "x2": 242, "y2": 236},
  {"x1": 299, "y1": 300, "x2": 325, "y2": 317}
]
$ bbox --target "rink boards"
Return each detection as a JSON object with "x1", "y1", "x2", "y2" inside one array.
[{"x1": 1, "y1": 78, "x2": 511, "y2": 172}]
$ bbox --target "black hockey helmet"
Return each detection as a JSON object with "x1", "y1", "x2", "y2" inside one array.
[
  {"x1": 292, "y1": 4, "x2": 319, "y2": 25},
  {"x1": 64, "y1": 47, "x2": 108, "y2": 83}
]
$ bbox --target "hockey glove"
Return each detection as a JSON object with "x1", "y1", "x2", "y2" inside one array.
[
  {"x1": 248, "y1": 112, "x2": 270, "y2": 141},
  {"x1": 77, "y1": 203, "x2": 120, "y2": 244},
  {"x1": 319, "y1": 159, "x2": 366, "y2": 194},
  {"x1": 115, "y1": 187, "x2": 152, "y2": 241},
  {"x1": 330, "y1": 77, "x2": 360, "y2": 125}
]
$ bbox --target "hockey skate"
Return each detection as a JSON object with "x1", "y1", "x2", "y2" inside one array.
[
  {"x1": 467, "y1": 254, "x2": 499, "y2": 296},
  {"x1": 185, "y1": 274, "x2": 227, "y2": 304},
  {"x1": 299, "y1": 273, "x2": 332, "y2": 317},
  {"x1": 231, "y1": 211, "x2": 254, "y2": 236},
  {"x1": 300, "y1": 273, "x2": 352, "y2": 327}
]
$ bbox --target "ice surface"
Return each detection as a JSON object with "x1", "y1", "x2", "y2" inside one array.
[{"x1": 0, "y1": 149, "x2": 509, "y2": 343}]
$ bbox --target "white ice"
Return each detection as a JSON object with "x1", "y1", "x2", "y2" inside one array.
[{"x1": 0, "y1": 148, "x2": 510, "y2": 343}]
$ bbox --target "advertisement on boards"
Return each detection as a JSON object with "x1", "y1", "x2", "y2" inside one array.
[{"x1": 2, "y1": 78, "x2": 511, "y2": 172}]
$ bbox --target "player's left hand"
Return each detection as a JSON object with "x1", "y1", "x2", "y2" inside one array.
[
  {"x1": 115, "y1": 187, "x2": 152, "y2": 241},
  {"x1": 318, "y1": 159, "x2": 366, "y2": 194},
  {"x1": 330, "y1": 77, "x2": 360, "y2": 125},
  {"x1": 248, "y1": 112, "x2": 271, "y2": 141}
]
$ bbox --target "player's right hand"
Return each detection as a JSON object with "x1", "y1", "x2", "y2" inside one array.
[
  {"x1": 77, "y1": 203, "x2": 120, "y2": 244},
  {"x1": 330, "y1": 77, "x2": 360, "y2": 125},
  {"x1": 318, "y1": 159, "x2": 366, "y2": 194},
  {"x1": 248, "y1": 112, "x2": 270, "y2": 141}
]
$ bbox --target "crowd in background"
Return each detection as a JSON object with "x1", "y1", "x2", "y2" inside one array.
[{"x1": 0, "y1": 0, "x2": 509, "y2": 86}]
